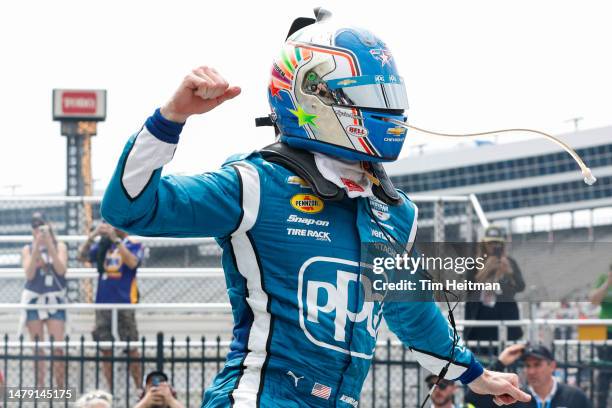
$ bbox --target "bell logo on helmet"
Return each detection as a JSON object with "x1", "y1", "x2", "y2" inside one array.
[
  {"x1": 345, "y1": 125, "x2": 368, "y2": 138},
  {"x1": 291, "y1": 194, "x2": 324, "y2": 214}
]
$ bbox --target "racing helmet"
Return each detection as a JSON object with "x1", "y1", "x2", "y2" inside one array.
[{"x1": 266, "y1": 9, "x2": 410, "y2": 162}]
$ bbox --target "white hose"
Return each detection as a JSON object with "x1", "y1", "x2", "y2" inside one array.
[{"x1": 384, "y1": 118, "x2": 597, "y2": 186}]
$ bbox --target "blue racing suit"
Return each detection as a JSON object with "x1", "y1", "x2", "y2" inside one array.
[{"x1": 101, "y1": 109, "x2": 483, "y2": 407}]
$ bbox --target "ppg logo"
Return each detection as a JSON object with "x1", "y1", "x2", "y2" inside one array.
[{"x1": 298, "y1": 257, "x2": 383, "y2": 359}]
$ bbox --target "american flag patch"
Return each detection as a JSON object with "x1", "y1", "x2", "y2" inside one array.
[{"x1": 311, "y1": 382, "x2": 332, "y2": 400}]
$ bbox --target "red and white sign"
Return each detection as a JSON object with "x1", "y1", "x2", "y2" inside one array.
[{"x1": 53, "y1": 89, "x2": 106, "y2": 121}]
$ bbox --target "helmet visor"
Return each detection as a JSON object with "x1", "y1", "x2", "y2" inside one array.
[{"x1": 303, "y1": 73, "x2": 409, "y2": 110}]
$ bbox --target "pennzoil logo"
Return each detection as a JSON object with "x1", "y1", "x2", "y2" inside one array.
[{"x1": 291, "y1": 194, "x2": 324, "y2": 214}]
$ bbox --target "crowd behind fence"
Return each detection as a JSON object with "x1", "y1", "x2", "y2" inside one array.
[
  {"x1": 1, "y1": 196, "x2": 611, "y2": 406},
  {"x1": 0, "y1": 315, "x2": 610, "y2": 407}
]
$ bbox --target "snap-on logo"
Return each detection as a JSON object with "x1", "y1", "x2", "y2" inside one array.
[
  {"x1": 345, "y1": 125, "x2": 368, "y2": 138},
  {"x1": 291, "y1": 194, "x2": 324, "y2": 214}
]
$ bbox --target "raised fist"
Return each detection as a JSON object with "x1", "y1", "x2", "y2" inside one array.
[{"x1": 160, "y1": 66, "x2": 241, "y2": 123}]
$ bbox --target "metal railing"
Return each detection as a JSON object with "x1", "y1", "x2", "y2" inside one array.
[
  {"x1": 0, "y1": 322, "x2": 609, "y2": 408},
  {"x1": 0, "y1": 334, "x2": 425, "y2": 408},
  {"x1": 3, "y1": 301, "x2": 612, "y2": 346},
  {"x1": 0, "y1": 194, "x2": 490, "y2": 242},
  {"x1": 0, "y1": 268, "x2": 224, "y2": 279}
]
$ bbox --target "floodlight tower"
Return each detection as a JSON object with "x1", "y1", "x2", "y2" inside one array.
[{"x1": 52, "y1": 89, "x2": 107, "y2": 265}]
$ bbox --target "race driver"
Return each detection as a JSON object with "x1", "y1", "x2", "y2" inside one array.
[{"x1": 101, "y1": 9, "x2": 531, "y2": 408}]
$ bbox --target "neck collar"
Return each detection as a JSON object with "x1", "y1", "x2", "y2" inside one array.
[{"x1": 259, "y1": 142, "x2": 403, "y2": 206}]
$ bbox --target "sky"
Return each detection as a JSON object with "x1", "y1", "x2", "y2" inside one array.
[{"x1": 1, "y1": 0, "x2": 611, "y2": 194}]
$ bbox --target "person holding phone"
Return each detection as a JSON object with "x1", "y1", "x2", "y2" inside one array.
[
  {"x1": 589, "y1": 264, "x2": 612, "y2": 408},
  {"x1": 20, "y1": 212, "x2": 68, "y2": 387},
  {"x1": 134, "y1": 371, "x2": 184, "y2": 408},
  {"x1": 464, "y1": 226, "x2": 526, "y2": 351}
]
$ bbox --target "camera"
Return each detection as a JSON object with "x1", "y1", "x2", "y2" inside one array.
[{"x1": 38, "y1": 225, "x2": 49, "y2": 234}]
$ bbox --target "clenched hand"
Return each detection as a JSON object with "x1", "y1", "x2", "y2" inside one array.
[{"x1": 160, "y1": 66, "x2": 241, "y2": 123}]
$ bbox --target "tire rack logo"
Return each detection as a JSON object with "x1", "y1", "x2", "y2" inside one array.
[
  {"x1": 298, "y1": 257, "x2": 382, "y2": 358},
  {"x1": 291, "y1": 194, "x2": 324, "y2": 214},
  {"x1": 369, "y1": 197, "x2": 390, "y2": 221}
]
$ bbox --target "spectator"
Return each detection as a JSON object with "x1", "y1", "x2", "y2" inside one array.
[
  {"x1": 425, "y1": 373, "x2": 475, "y2": 408},
  {"x1": 589, "y1": 264, "x2": 612, "y2": 408},
  {"x1": 75, "y1": 390, "x2": 113, "y2": 408},
  {"x1": 135, "y1": 371, "x2": 184, "y2": 408},
  {"x1": 465, "y1": 344, "x2": 592, "y2": 407},
  {"x1": 464, "y1": 226, "x2": 525, "y2": 352},
  {"x1": 20, "y1": 212, "x2": 67, "y2": 387},
  {"x1": 78, "y1": 221, "x2": 144, "y2": 390}
]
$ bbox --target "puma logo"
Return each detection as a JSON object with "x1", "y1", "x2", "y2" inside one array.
[{"x1": 286, "y1": 370, "x2": 304, "y2": 387}]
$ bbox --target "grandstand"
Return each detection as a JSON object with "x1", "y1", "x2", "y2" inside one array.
[{"x1": 386, "y1": 125, "x2": 612, "y2": 236}]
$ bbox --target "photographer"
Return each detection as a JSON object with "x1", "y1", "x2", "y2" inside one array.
[
  {"x1": 135, "y1": 371, "x2": 184, "y2": 408},
  {"x1": 20, "y1": 212, "x2": 68, "y2": 387},
  {"x1": 78, "y1": 221, "x2": 144, "y2": 390},
  {"x1": 465, "y1": 226, "x2": 526, "y2": 351}
]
